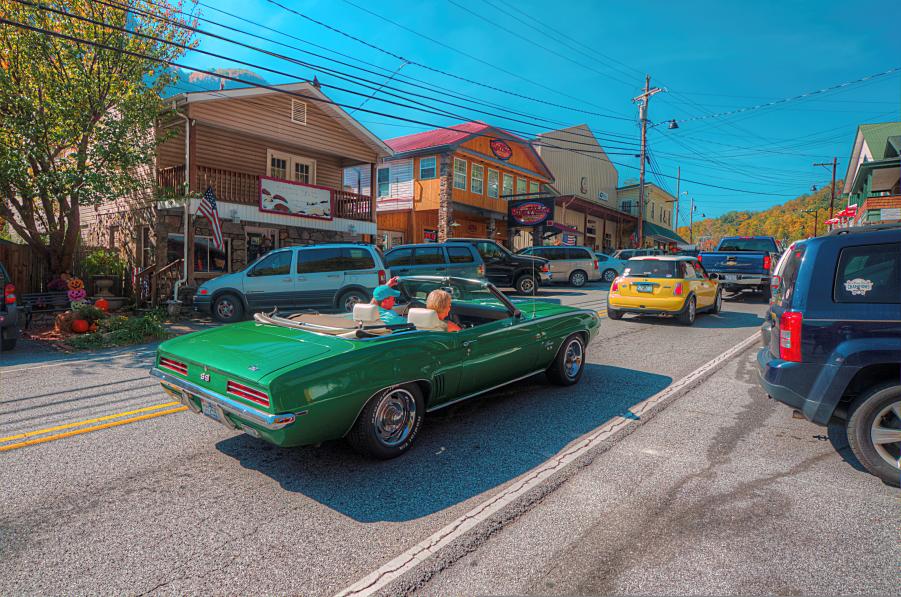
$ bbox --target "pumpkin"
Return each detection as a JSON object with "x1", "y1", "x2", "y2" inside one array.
[
  {"x1": 67, "y1": 277, "x2": 84, "y2": 290},
  {"x1": 71, "y1": 319, "x2": 90, "y2": 334},
  {"x1": 94, "y1": 297, "x2": 109, "y2": 312},
  {"x1": 68, "y1": 288, "x2": 86, "y2": 301}
]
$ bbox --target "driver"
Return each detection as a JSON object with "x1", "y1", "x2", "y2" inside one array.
[
  {"x1": 371, "y1": 277, "x2": 406, "y2": 325},
  {"x1": 426, "y1": 289, "x2": 461, "y2": 332}
]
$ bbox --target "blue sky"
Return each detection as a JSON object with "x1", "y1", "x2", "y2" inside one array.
[{"x1": 176, "y1": 0, "x2": 901, "y2": 222}]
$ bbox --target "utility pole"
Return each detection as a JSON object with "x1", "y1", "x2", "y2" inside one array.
[
  {"x1": 689, "y1": 197, "x2": 695, "y2": 244},
  {"x1": 633, "y1": 75, "x2": 664, "y2": 248},
  {"x1": 803, "y1": 207, "x2": 821, "y2": 237},
  {"x1": 674, "y1": 166, "x2": 680, "y2": 231},
  {"x1": 814, "y1": 158, "x2": 838, "y2": 219}
]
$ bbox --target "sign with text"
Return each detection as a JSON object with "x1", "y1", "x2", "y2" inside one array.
[
  {"x1": 508, "y1": 197, "x2": 554, "y2": 228},
  {"x1": 259, "y1": 176, "x2": 332, "y2": 220},
  {"x1": 423, "y1": 228, "x2": 438, "y2": 242},
  {"x1": 489, "y1": 139, "x2": 514, "y2": 161}
]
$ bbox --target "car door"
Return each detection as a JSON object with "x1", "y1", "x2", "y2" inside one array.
[
  {"x1": 296, "y1": 247, "x2": 345, "y2": 308},
  {"x1": 452, "y1": 314, "x2": 541, "y2": 398},
  {"x1": 475, "y1": 241, "x2": 512, "y2": 285},
  {"x1": 243, "y1": 250, "x2": 295, "y2": 310},
  {"x1": 342, "y1": 247, "x2": 378, "y2": 294},
  {"x1": 689, "y1": 261, "x2": 716, "y2": 307},
  {"x1": 384, "y1": 247, "x2": 413, "y2": 276},
  {"x1": 411, "y1": 246, "x2": 448, "y2": 277}
]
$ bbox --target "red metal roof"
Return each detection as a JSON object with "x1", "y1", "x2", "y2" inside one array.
[{"x1": 384, "y1": 121, "x2": 491, "y2": 153}]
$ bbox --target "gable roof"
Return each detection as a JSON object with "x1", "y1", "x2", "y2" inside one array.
[
  {"x1": 169, "y1": 81, "x2": 392, "y2": 157},
  {"x1": 385, "y1": 121, "x2": 492, "y2": 154},
  {"x1": 860, "y1": 122, "x2": 901, "y2": 161}
]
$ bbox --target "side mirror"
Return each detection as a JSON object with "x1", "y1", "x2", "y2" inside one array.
[{"x1": 708, "y1": 273, "x2": 718, "y2": 280}]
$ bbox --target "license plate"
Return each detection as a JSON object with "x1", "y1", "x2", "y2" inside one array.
[
  {"x1": 722, "y1": 274, "x2": 738, "y2": 281},
  {"x1": 636, "y1": 283, "x2": 653, "y2": 293},
  {"x1": 200, "y1": 398, "x2": 222, "y2": 423}
]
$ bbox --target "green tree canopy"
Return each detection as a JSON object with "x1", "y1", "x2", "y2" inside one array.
[{"x1": 0, "y1": 0, "x2": 196, "y2": 275}]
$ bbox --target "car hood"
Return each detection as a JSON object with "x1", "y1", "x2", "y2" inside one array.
[
  {"x1": 199, "y1": 271, "x2": 244, "y2": 292},
  {"x1": 158, "y1": 321, "x2": 350, "y2": 383}
]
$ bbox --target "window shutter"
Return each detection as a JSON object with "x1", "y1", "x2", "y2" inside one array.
[{"x1": 291, "y1": 100, "x2": 307, "y2": 125}]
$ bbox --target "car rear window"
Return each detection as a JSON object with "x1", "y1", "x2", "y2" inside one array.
[
  {"x1": 717, "y1": 238, "x2": 778, "y2": 252},
  {"x1": 413, "y1": 247, "x2": 445, "y2": 265},
  {"x1": 447, "y1": 246, "x2": 474, "y2": 263},
  {"x1": 833, "y1": 243, "x2": 900, "y2": 304},
  {"x1": 385, "y1": 248, "x2": 412, "y2": 267},
  {"x1": 343, "y1": 248, "x2": 375, "y2": 271},
  {"x1": 623, "y1": 260, "x2": 678, "y2": 278}
]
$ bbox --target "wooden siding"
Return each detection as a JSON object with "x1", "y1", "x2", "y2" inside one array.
[
  {"x1": 617, "y1": 185, "x2": 676, "y2": 230},
  {"x1": 192, "y1": 124, "x2": 343, "y2": 190},
  {"x1": 536, "y1": 124, "x2": 618, "y2": 204},
  {"x1": 448, "y1": 150, "x2": 538, "y2": 214},
  {"x1": 460, "y1": 136, "x2": 548, "y2": 180},
  {"x1": 413, "y1": 155, "x2": 441, "y2": 210},
  {"x1": 186, "y1": 93, "x2": 378, "y2": 164},
  {"x1": 156, "y1": 125, "x2": 185, "y2": 170}
]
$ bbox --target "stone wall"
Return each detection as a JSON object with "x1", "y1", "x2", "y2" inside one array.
[{"x1": 437, "y1": 152, "x2": 453, "y2": 242}]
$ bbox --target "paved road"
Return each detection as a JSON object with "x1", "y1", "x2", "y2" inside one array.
[{"x1": 0, "y1": 284, "x2": 844, "y2": 596}]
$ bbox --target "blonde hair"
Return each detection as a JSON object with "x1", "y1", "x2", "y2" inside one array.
[{"x1": 426, "y1": 289, "x2": 452, "y2": 314}]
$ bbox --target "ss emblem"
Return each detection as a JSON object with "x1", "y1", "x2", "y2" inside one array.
[{"x1": 200, "y1": 372, "x2": 211, "y2": 382}]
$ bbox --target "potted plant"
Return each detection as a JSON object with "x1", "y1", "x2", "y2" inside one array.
[{"x1": 81, "y1": 249, "x2": 127, "y2": 308}]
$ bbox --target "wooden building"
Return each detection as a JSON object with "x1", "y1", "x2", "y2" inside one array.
[
  {"x1": 345, "y1": 121, "x2": 553, "y2": 248},
  {"x1": 81, "y1": 82, "x2": 391, "y2": 300}
]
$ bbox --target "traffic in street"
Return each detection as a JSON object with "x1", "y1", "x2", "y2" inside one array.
[{"x1": 2, "y1": 284, "x2": 894, "y2": 596}]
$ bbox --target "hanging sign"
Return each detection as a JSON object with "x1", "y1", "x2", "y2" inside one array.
[
  {"x1": 489, "y1": 139, "x2": 514, "y2": 161},
  {"x1": 508, "y1": 197, "x2": 554, "y2": 228},
  {"x1": 259, "y1": 176, "x2": 333, "y2": 220}
]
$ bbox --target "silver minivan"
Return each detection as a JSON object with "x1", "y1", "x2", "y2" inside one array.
[
  {"x1": 194, "y1": 243, "x2": 388, "y2": 322},
  {"x1": 517, "y1": 246, "x2": 601, "y2": 287}
]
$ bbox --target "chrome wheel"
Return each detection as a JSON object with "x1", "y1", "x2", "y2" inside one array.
[
  {"x1": 870, "y1": 400, "x2": 901, "y2": 469},
  {"x1": 602, "y1": 269, "x2": 617, "y2": 283},
  {"x1": 570, "y1": 271, "x2": 586, "y2": 287},
  {"x1": 374, "y1": 389, "x2": 417, "y2": 447},
  {"x1": 563, "y1": 338, "x2": 584, "y2": 379},
  {"x1": 216, "y1": 299, "x2": 235, "y2": 319},
  {"x1": 518, "y1": 276, "x2": 536, "y2": 294},
  {"x1": 343, "y1": 292, "x2": 365, "y2": 312}
]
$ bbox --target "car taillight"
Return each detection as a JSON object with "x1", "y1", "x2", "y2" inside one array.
[
  {"x1": 227, "y1": 380, "x2": 270, "y2": 408},
  {"x1": 378, "y1": 269, "x2": 387, "y2": 285},
  {"x1": 159, "y1": 357, "x2": 188, "y2": 375},
  {"x1": 199, "y1": 288, "x2": 208, "y2": 295},
  {"x1": 674, "y1": 282, "x2": 683, "y2": 296},
  {"x1": 763, "y1": 255, "x2": 772, "y2": 270},
  {"x1": 593, "y1": 259, "x2": 599, "y2": 270},
  {"x1": 478, "y1": 264, "x2": 485, "y2": 276},
  {"x1": 779, "y1": 311, "x2": 803, "y2": 362},
  {"x1": 770, "y1": 275, "x2": 781, "y2": 291},
  {"x1": 4, "y1": 283, "x2": 14, "y2": 304},
  {"x1": 611, "y1": 278, "x2": 619, "y2": 292},
  {"x1": 696, "y1": 254, "x2": 702, "y2": 263},
  {"x1": 540, "y1": 264, "x2": 549, "y2": 273}
]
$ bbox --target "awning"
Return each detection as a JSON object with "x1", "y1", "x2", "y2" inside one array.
[{"x1": 642, "y1": 220, "x2": 687, "y2": 244}]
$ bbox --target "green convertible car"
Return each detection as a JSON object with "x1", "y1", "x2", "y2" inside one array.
[{"x1": 150, "y1": 277, "x2": 601, "y2": 458}]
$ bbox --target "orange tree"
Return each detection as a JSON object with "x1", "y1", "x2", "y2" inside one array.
[{"x1": 0, "y1": 0, "x2": 195, "y2": 275}]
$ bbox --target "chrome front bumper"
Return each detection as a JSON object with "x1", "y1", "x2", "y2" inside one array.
[{"x1": 149, "y1": 368, "x2": 296, "y2": 430}]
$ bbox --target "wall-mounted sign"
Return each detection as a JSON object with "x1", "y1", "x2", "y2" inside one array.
[
  {"x1": 880, "y1": 207, "x2": 901, "y2": 221},
  {"x1": 508, "y1": 197, "x2": 554, "y2": 228},
  {"x1": 580, "y1": 177, "x2": 589, "y2": 194},
  {"x1": 597, "y1": 191, "x2": 608, "y2": 201},
  {"x1": 423, "y1": 228, "x2": 438, "y2": 243},
  {"x1": 259, "y1": 176, "x2": 333, "y2": 221},
  {"x1": 489, "y1": 139, "x2": 514, "y2": 161}
]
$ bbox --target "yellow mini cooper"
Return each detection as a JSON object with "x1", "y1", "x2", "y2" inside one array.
[{"x1": 606, "y1": 256, "x2": 722, "y2": 325}]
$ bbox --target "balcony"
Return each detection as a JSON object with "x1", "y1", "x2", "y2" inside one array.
[{"x1": 156, "y1": 164, "x2": 373, "y2": 223}]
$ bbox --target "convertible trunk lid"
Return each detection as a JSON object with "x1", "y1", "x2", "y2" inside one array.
[{"x1": 158, "y1": 321, "x2": 347, "y2": 384}]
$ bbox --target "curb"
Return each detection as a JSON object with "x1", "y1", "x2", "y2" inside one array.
[{"x1": 335, "y1": 331, "x2": 763, "y2": 597}]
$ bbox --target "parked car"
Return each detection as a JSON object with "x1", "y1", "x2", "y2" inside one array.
[
  {"x1": 595, "y1": 252, "x2": 629, "y2": 283},
  {"x1": 611, "y1": 248, "x2": 665, "y2": 260},
  {"x1": 757, "y1": 224, "x2": 901, "y2": 487},
  {"x1": 0, "y1": 262, "x2": 19, "y2": 351},
  {"x1": 384, "y1": 243, "x2": 485, "y2": 279},
  {"x1": 606, "y1": 256, "x2": 722, "y2": 325},
  {"x1": 698, "y1": 236, "x2": 781, "y2": 298},
  {"x1": 676, "y1": 249, "x2": 700, "y2": 258},
  {"x1": 194, "y1": 243, "x2": 388, "y2": 323},
  {"x1": 151, "y1": 276, "x2": 601, "y2": 458},
  {"x1": 445, "y1": 238, "x2": 551, "y2": 294},
  {"x1": 516, "y1": 246, "x2": 600, "y2": 287}
]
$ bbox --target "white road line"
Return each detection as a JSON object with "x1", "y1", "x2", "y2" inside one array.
[{"x1": 334, "y1": 331, "x2": 762, "y2": 597}]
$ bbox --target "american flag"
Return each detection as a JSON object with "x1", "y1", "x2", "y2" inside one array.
[{"x1": 197, "y1": 186, "x2": 223, "y2": 250}]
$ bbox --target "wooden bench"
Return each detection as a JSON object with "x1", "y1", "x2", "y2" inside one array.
[{"x1": 20, "y1": 291, "x2": 70, "y2": 329}]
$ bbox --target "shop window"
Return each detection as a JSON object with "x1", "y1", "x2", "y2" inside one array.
[
  {"x1": 516, "y1": 178, "x2": 527, "y2": 195},
  {"x1": 529, "y1": 181, "x2": 540, "y2": 195},
  {"x1": 167, "y1": 234, "x2": 230, "y2": 274},
  {"x1": 487, "y1": 169, "x2": 499, "y2": 199},
  {"x1": 453, "y1": 158, "x2": 467, "y2": 190},
  {"x1": 268, "y1": 149, "x2": 316, "y2": 184},
  {"x1": 500, "y1": 173, "x2": 514, "y2": 199},
  {"x1": 471, "y1": 164, "x2": 484, "y2": 195},
  {"x1": 419, "y1": 156, "x2": 437, "y2": 180},
  {"x1": 246, "y1": 228, "x2": 278, "y2": 264}
]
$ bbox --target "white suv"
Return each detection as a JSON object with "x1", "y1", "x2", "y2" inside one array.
[{"x1": 194, "y1": 243, "x2": 388, "y2": 323}]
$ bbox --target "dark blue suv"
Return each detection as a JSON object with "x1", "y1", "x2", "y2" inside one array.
[{"x1": 757, "y1": 225, "x2": 901, "y2": 486}]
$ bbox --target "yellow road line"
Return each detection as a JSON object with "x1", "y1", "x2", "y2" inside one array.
[
  {"x1": 0, "y1": 402, "x2": 181, "y2": 443},
  {"x1": 0, "y1": 406, "x2": 188, "y2": 452}
]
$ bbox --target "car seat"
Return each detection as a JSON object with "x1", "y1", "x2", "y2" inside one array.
[
  {"x1": 352, "y1": 303, "x2": 381, "y2": 325},
  {"x1": 406, "y1": 307, "x2": 444, "y2": 331}
]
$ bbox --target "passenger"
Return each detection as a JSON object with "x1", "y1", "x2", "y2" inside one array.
[
  {"x1": 426, "y1": 289, "x2": 461, "y2": 332},
  {"x1": 371, "y1": 277, "x2": 406, "y2": 325}
]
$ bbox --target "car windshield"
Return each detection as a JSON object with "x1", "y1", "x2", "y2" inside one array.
[
  {"x1": 398, "y1": 277, "x2": 508, "y2": 308},
  {"x1": 717, "y1": 238, "x2": 778, "y2": 252},
  {"x1": 623, "y1": 260, "x2": 678, "y2": 278}
]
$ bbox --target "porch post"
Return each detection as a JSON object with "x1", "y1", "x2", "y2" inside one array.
[{"x1": 437, "y1": 152, "x2": 453, "y2": 242}]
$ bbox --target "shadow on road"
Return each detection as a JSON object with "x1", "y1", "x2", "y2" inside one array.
[
  {"x1": 622, "y1": 309, "x2": 763, "y2": 329},
  {"x1": 215, "y1": 364, "x2": 671, "y2": 522}
]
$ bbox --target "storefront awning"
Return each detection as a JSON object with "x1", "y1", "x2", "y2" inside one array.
[{"x1": 643, "y1": 221, "x2": 687, "y2": 244}]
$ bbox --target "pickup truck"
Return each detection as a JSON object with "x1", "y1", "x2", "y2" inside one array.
[{"x1": 698, "y1": 236, "x2": 781, "y2": 298}]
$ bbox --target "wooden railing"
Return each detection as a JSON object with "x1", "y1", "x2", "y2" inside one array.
[
  {"x1": 156, "y1": 164, "x2": 373, "y2": 222},
  {"x1": 133, "y1": 259, "x2": 184, "y2": 307}
]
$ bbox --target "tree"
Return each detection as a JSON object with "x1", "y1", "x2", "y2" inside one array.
[{"x1": 0, "y1": 0, "x2": 195, "y2": 276}]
